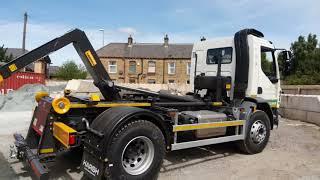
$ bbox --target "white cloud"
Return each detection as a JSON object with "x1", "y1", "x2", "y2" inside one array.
[
  {"x1": 117, "y1": 27, "x2": 137, "y2": 35},
  {"x1": 174, "y1": 8, "x2": 191, "y2": 14}
]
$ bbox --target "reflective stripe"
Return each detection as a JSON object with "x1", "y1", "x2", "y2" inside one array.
[
  {"x1": 212, "y1": 102, "x2": 223, "y2": 106},
  {"x1": 39, "y1": 148, "x2": 54, "y2": 154},
  {"x1": 173, "y1": 120, "x2": 244, "y2": 132},
  {"x1": 70, "y1": 102, "x2": 151, "y2": 108},
  {"x1": 9, "y1": 64, "x2": 17, "y2": 72},
  {"x1": 85, "y1": 50, "x2": 97, "y2": 66},
  {"x1": 53, "y1": 122, "x2": 76, "y2": 148}
]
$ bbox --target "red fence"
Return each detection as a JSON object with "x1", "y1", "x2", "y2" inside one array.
[{"x1": 0, "y1": 72, "x2": 45, "y2": 94}]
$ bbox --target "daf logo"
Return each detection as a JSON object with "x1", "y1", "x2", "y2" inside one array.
[{"x1": 83, "y1": 160, "x2": 99, "y2": 176}]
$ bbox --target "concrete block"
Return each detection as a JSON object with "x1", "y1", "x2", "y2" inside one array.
[
  {"x1": 281, "y1": 108, "x2": 307, "y2": 121},
  {"x1": 306, "y1": 111, "x2": 320, "y2": 126},
  {"x1": 281, "y1": 94, "x2": 320, "y2": 113}
]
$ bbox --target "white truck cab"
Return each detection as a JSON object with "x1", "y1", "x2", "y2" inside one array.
[{"x1": 191, "y1": 31, "x2": 281, "y2": 109}]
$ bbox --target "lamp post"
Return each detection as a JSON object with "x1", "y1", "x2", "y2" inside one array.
[{"x1": 99, "y1": 29, "x2": 104, "y2": 47}]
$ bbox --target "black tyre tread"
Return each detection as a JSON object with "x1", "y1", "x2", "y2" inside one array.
[
  {"x1": 107, "y1": 120, "x2": 165, "y2": 180},
  {"x1": 237, "y1": 110, "x2": 271, "y2": 154}
]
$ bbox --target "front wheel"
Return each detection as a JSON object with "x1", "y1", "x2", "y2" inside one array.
[
  {"x1": 238, "y1": 110, "x2": 271, "y2": 154},
  {"x1": 106, "y1": 120, "x2": 165, "y2": 180}
]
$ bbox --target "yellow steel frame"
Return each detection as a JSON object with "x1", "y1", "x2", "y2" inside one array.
[
  {"x1": 70, "y1": 102, "x2": 151, "y2": 109},
  {"x1": 173, "y1": 120, "x2": 244, "y2": 132}
]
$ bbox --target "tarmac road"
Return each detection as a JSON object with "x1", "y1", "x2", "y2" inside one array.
[{"x1": 0, "y1": 111, "x2": 319, "y2": 180}]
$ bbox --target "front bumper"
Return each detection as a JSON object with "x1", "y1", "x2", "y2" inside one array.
[{"x1": 13, "y1": 133, "x2": 50, "y2": 180}]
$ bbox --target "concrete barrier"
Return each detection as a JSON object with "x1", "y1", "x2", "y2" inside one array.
[
  {"x1": 280, "y1": 94, "x2": 320, "y2": 126},
  {"x1": 281, "y1": 85, "x2": 320, "y2": 95}
]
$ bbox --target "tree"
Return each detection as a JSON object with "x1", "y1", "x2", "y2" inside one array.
[
  {"x1": 55, "y1": 60, "x2": 87, "y2": 80},
  {"x1": 284, "y1": 33, "x2": 320, "y2": 85},
  {"x1": 0, "y1": 45, "x2": 13, "y2": 63}
]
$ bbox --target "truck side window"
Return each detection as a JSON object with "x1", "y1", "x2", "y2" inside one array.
[
  {"x1": 261, "y1": 47, "x2": 277, "y2": 82},
  {"x1": 206, "y1": 47, "x2": 232, "y2": 64}
]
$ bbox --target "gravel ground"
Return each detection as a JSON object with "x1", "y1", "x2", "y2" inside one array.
[{"x1": 0, "y1": 112, "x2": 319, "y2": 180}]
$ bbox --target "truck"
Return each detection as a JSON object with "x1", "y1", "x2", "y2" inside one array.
[{"x1": 1, "y1": 28, "x2": 292, "y2": 180}]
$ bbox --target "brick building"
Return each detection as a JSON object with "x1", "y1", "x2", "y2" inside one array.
[{"x1": 96, "y1": 35, "x2": 193, "y2": 84}]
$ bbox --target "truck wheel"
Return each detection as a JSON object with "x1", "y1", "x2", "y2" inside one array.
[
  {"x1": 238, "y1": 110, "x2": 270, "y2": 154},
  {"x1": 106, "y1": 120, "x2": 165, "y2": 180}
]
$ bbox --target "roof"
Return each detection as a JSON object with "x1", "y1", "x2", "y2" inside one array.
[
  {"x1": 96, "y1": 43, "x2": 193, "y2": 59},
  {"x1": 5, "y1": 48, "x2": 29, "y2": 59}
]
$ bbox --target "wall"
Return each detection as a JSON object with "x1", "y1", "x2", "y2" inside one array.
[
  {"x1": 280, "y1": 94, "x2": 320, "y2": 126},
  {"x1": 281, "y1": 85, "x2": 320, "y2": 95}
]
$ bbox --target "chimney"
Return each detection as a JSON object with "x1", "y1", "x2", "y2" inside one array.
[
  {"x1": 164, "y1": 34, "x2": 169, "y2": 47},
  {"x1": 128, "y1": 35, "x2": 133, "y2": 47}
]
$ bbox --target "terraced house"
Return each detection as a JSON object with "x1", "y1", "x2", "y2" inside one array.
[{"x1": 96, "y1": 35, "x2": 192, "y2": 84}]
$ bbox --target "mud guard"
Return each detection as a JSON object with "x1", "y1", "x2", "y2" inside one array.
[
  {"x1": 81, "y1": 107, "x2": 170, "y2": 179},
  {"x1": 243, "y1": 97, "x2": 275, "y2": 129}
]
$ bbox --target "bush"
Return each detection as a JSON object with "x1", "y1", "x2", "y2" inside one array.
[
  {"x1": 284, "y1": 73, "x2": 320, "y2": 85},
  {"x1": 55, "y1": 60, "x2": 87, "y2": 80}
]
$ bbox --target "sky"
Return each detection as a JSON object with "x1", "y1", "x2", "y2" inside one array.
[{"x1": 0, "y1": 0, "x2": 319, "y2": 65}]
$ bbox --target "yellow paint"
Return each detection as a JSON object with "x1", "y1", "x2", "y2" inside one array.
[
  {"x1": 173, "y1": 120, "x2": 244, "y2": 132},
  {"x1": 52, "y1": 97, "x2": 71, "y2": 114},
  {"x1": 8, "y1": 64, "x2": 17, "y2": 72},
  {"x1": 70, "y1": 102, "x2": 151, "y2": 108},
  {"x1": 212, "y1": 102, "x2": 223, "y2": 106},
  {"x1": 226, "y1": 84, "x2": 231, "y2": 90},
  {"x1": 53, "y1": 122, "x2": 76, "y2": 148},
  {"x1": 35, "y1": 91, "x2": 49, "y2": 102},
  {"x1": 85, "y1": 50, "x2": 97, "y2": 66},
  {"x1": 39, "y1": 148, "x2": 54, "y2": 154},
  {"x1": 271, "y1": 103, "x2": 278, "y2": 108},
  {"x1": 90, "y1": 93, "x2": 100, "y2": 102},
  {"x1": 0, "y1": 74, "x2": 3, "y2": 83}
]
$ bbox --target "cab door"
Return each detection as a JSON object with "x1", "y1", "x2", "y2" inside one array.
[{"x1": 257, "y1": 46, "x2": 280, "y2": 108}]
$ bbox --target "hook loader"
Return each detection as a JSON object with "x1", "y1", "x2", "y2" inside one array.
[{"x1": 1, "y1": 28, "x2": 292, "y2": 179}]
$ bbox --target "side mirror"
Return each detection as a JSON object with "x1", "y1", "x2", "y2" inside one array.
[
  {"x1": 281, "y1": 50, "x2": 292, "y2": 61},
  {"x1": 281, "y1": 50, "x2": 293, "y2": 76}
]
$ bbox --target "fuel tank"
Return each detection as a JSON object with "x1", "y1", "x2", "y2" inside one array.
[{"x1": 180, "y1": 110, "x2": 227, "y2": 138}]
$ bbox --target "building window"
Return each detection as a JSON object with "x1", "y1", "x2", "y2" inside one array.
[
  {"x1": 147, "y1": 79, "x2": 156, "y2": 84},
  {"x1": 108, "y1": 61, "x2": 117, "y2": 73},
  {"x1": 148, "y1": 61, "x2": 156, "y2": 73},
  {"x1": 187, "y1": 80, "x2": 190, "y2": 84},
  {"x1": 168, "y1": 80, "x2": 175, "y2": 84},
  {"x1": 129, "y1": 77, "x2": 136, "y2": 83},
  {"x1": 187, "y1": 62, "x2": 191, "y2": 75},
  {"x1": 129, "y1": 61, "x2": 136, "y2": 74},
  {"x1": 168, "y1": 62, "x2": 175, "y2": 74}
]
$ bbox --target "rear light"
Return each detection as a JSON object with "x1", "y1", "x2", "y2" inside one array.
[{"x1": 69, "y1": 134, "x2": 76, "y2": 146}]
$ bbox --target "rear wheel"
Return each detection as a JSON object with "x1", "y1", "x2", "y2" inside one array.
[
  {"x1": 106, "y1": 120, "x2": 165, "y2": 180},
  {"x1": 238, "y1": 110, "x2": 271, "y2": 154}
]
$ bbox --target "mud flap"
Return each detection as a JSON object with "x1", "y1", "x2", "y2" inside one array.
[{"x1": 81, "y1": 151, "x2": 105, "y2": 180}]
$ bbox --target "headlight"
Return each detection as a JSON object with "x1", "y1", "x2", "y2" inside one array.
[{"x1": 52, "y1": 97, "x2": 71, "y2": 114}]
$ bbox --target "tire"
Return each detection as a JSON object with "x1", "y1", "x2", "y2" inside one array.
[
  {"x1": 105, "y1": 120, "x2": 165, "y2": 180},
  {"x1": 237, "y1": 110, "x2": 271, "y2": 154}
]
